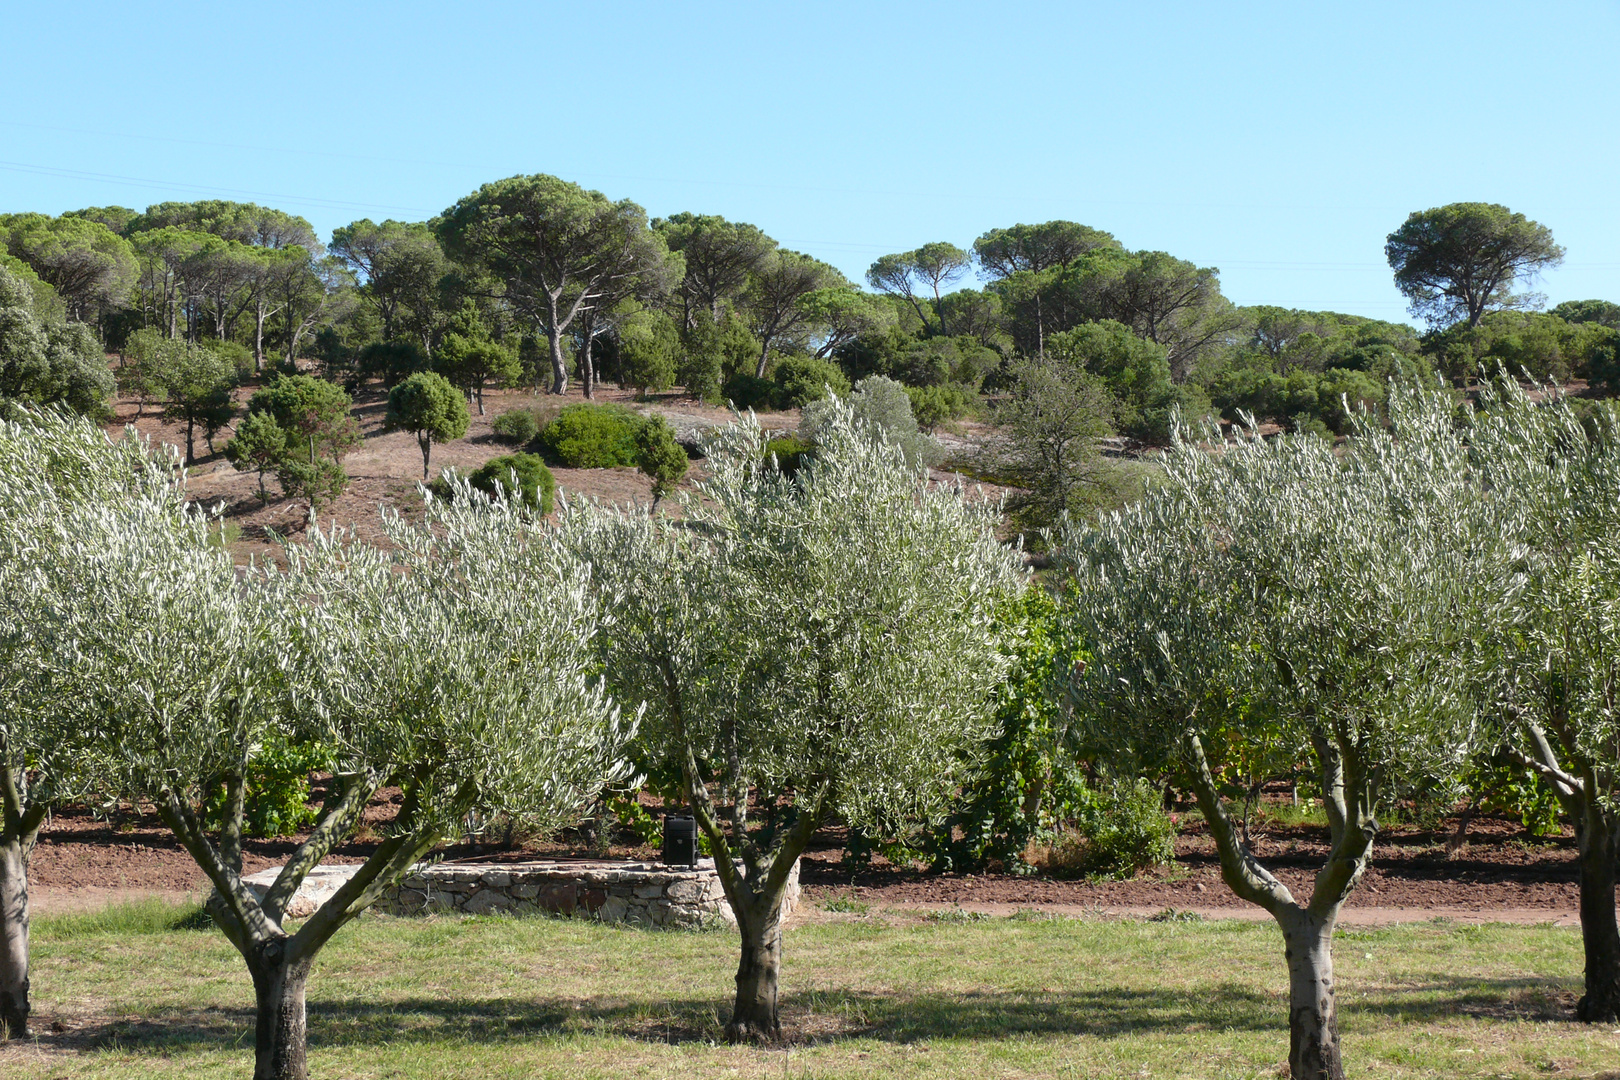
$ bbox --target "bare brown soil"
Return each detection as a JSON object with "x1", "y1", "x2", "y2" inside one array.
[
  {"x1": 793, "y1": 814, "x2": 1587, "y2": 924},
  {"x1": 106, "y1": 374, "x2": 1007, "y2": 565},
  {"x1": 27, "y1": 789, "x2": 1589, "y2": 926}
]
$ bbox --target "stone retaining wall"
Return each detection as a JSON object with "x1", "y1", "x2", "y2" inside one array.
[{"x1": 373, "y1": 857, "x2": 800, "y2": 929}]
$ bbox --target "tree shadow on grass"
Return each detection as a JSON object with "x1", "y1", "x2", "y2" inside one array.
[{"x1": 21, "y1": 975, "x2": 1587, "y2": 1058}]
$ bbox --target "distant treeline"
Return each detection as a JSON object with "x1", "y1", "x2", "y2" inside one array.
[{"x1": 2, "y1": 184, "x2": 1615, "y2": 443}]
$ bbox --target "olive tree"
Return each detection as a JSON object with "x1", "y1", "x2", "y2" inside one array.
[
  {"x1": 39, "y1": 474, "x2": 631, "y2": 1079},
  {"x1": 574, "y1": 401, "x2": 1020, "y2": 1041},
  {"x1": 1057, "y1": 382, "x2": 1500, "y2": 1079},
  {"x1": 0, "y1": 409, "x2": 188, "y2": 1037},
  {"x1": 1466, "y1": 379, "x2": 1620, "y2": 1021}
]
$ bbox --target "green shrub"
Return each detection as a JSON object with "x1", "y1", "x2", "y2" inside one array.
[
  {"x1": 772, "y1": 355, "x2": 850, "y2": 409},
  {"x1": 722, "y1": 373, "x2": 777, "y2": 411},
  {"x1": 275, "y1": 457, "x2": 348, "y2": 509},
  {"x1": 634, "y1": 416, "x2": 688, "y2": 506},
  {"x1": 615, "y1": 310, "x2": 680, "y2": 394},
  {"x1": 491, "y1": 407, "x2": 541, "y2": 445},
  {"x1": 358, "y1": 339, "x2": 430, "y2": 388},
  {"x1": 912, "y1": 588, "x2": 1088, "y2": 874},
  {"x1": 203, "y1": 732, "x2": 328, "y2": 839},
  {"x1": 763, "y1": 434, "x2": 813, "y2": 476},
  {"x1": 467, "y1": 452, "x2": 556, "y2": 513},
  {"x1": 1062, "y1": 779, "x2": 1177, "y2": 880},
  {"x1": 200, "y1": 339, "x2": 255, "y2": 382},
  {"x1": 537, "y1": 403, "x2": 644, "y2": 468},
  {"x1": 907, "y1": 383, "x2": 975, "y2": 432},
  {"x1": 677, "y1": 348, "x2": 725, "y2": 404}
]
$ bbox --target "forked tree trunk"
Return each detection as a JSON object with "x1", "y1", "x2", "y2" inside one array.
[
  {"x1": 0, "y1": 839, "x2": 30, "y2": 1039},
  {"x1": 249, "y1": 946, "x2": 313, "y2": 1080},
  {"x1": 726, "y1": 895, "x2": 784, "y2": 1043},
  {"x1": 1575, "y1": 807, "x2": 1620, "y2": 1022},
  {"x1": 1278, "y1": 907, "x2": 1343, "y2": 1080}
]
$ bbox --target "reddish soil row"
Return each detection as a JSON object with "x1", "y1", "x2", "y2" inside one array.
[
  {"x1": 797, "y1": 816, "x2": 1581, "y2": 914},
  {"x1": 29, "y1": 796, "x2": 1581, "y2": 917}
]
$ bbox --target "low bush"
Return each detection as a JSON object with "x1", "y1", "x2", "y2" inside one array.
[
  {"x1": 275, "y1": 457, "x2": 348, "y2": 509},
  {"x1": 203, "y1": 732, "x2": 328, "y2": 839},
  {"x1": 490, "y1": 407, "x2": 542, "y2": 445},
  {"x1": 634, "y1": 416, "x2": 688, "y2": 505},
  {"x1": 907, "y1": 383, "x2": 976, "y2": 432},
  {"x1": 468, "y1": 452, "x2": 556, "y2": 513},
  {"x1": 537, "y1": 403, "x2": 644, "y2": 468},
  {"x1": 722, "y1": 373, "x2": 777, "y2": 411},
  {"x1": 763, "y1": 434, "x2": 813, "y2": 476},
  {"x1": 1031, "y1": 779, "x2": 1177, "y2": 880},
  {"x1": 200, "y1": 339, "x2": 256, "y2": 382},
  {"x1": 772, "y1": 355, "x2": 850, "y2": 409}
]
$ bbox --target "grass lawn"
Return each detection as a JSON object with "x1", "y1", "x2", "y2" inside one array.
[{"x1": 2, "y1": 901, "x2": 1613, "y2": 1079}]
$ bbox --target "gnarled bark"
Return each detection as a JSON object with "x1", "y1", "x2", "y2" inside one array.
[
  {"x1": 249, "y1": 944, "x2": 312, "y2": 1080},
  {"x1": 0, "y1": 757, "x2": 46, "y2": 1042},
  {"x1": 1181, "y1": 730, "x2": 1372, "y2": 1080},
  {"x1": 1517, "y1": 726, "x2": 1620, "y2": 1022},
  {"x1": 155, "y1": 773, "x2": 445, "y2": 1076},
  {"x1": 726, "y1": 899, "x2": 783, "y2": 1043},
  {"x1": 0, "y1": 839, "x2": 30, "y2": 1039},
  {"x1": 1280, "y1": 907, "x2": 1344, "y2": 1080},
  {"x1": 1574, "y1": 805, "x2": 1620, "y2": 1022}
]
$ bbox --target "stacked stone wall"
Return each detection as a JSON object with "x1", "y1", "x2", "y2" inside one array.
[{"x1": 373, "y1": 858, "x2": 800, "y2": 928}]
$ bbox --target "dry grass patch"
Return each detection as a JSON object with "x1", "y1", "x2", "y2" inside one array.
[{"x1": 1, "y1": 902, "x2": 1614, "y2": 1078}]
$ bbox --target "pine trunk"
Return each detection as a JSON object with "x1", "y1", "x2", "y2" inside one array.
[
  {"x1": 250, "y1": 951, "x2": 312, "y2": 1080},
  {"x1": 547, "y1": 327, "x2": 568, "y2": 395},
  {"x1": 725, "y1": 901, "x2": 783, "y2": 1043},
  {"x1": 0, "y1": 838, "x2": 30, "y2": 1039},
  {"x1": 1575, "y1": 811, "x2": 1620, "y2": 1022},
  {"x1": 1279, "y1": 908, "x2": 1344, "y2": 1080}
]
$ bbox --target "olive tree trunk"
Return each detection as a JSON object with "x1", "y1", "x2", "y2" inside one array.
[
  {"x1": 726, "y1": 894, "x2": 785, "y2": 1042},
  {"x1": 1182, "y1": 731, "x2": 1372, "y2": 1080},
  {"x1": 0, "y1": 838, "x2": 30, "y2": 1039},
  {"x1": 1279, "y1": 906, "x2": 1344, "y2": 1080},
  {"x1": 1575, "y1": 833, "x2": 1620, "y2": 1021},
  {"x1": 1574, "y1": 798, "x2": 1620, "y2": 1022},
  {"x1": 1518, "y1": 727, "x2": 1620, "y2": 1022},
  {"x1": 248, "y1": 944, "x2": 313, "y2": 1080},
  {"x1": 679, "y1": 759, "x2": 823, "y2": 1044},
  {"x1": 0, "y1": 759, "x2": 46, "y2": 1041},
  {"x1": 156, "y1": 774, "x2": 442, "y2": 1079}
]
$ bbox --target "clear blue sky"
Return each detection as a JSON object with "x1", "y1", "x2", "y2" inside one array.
[{"x1": 3, "y1": 1, "x2": 1616, "y2": 324}]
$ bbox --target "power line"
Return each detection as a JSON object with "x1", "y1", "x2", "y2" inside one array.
[{"x1": 0, "y1": 160, "x2": 436, "y2": 216}]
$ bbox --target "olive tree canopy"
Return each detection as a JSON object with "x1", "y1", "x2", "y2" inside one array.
[
  {"x1": 32, "y1": 451, "x2": 631, "y2": 1079},
  {"x1": 1058, "y1": 380, "x2": 1504, "y2": 1078},
  {"x1": 576, "y1": 399, "x2": 1020, "y2": 1042},
  {"x1": 1465, "y1": 378, "x2": 1620, "y2": 1021},
  {"x1": 0, "y1": 409, "x2": 187, "y2": 1037}
]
